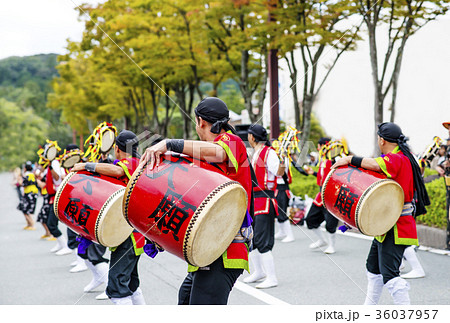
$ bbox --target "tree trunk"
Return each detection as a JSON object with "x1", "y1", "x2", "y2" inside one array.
[
  {"x1": 240, "y1": 50, "x2": 255, "y2": 123},
  {"x1": 300, "y1": 95, "x2": 313, "y2": 150},
  {"x1": 288, "y1": 51, "x2": 301, "y2": 130},
  {"x1": 367, "y1": 23, "x2": 384, "y2": 155}
]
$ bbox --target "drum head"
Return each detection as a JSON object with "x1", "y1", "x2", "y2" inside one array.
[
  {"x1": 183, "y1": 181, "x2": 248, "y2": 267},
  {"x1": 96, "y1": 188, "x2": 134, "y2": 247},
  {"x1": 62, "y1": 155, "x2": 81, "y2": 169},
  {"x1": 100, "y1": 130, "x2": 115, "y2": 153},
  {"x1": 45, "y1": 146, "x2": 58, "y2": 161},
  {"x1": 356, "y1": 179, "x2": 404, "y2": 236}
]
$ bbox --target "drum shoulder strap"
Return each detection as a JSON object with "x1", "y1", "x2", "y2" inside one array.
[{"x1": 116, "y1": 161, "x2": 132, "y2": 180}]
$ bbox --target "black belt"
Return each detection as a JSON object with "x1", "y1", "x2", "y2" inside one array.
[
  {"x1": 277, "y1": 183, "x2": 289, "y2": 190},
  {"x1": 254, "y1": 190, "x2": 275, "y2": 198}
]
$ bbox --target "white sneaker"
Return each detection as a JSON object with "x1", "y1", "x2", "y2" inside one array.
[
  {"x1": 255, "y1": 278, "x2": 278, "y2": 289},
  {"x1": 56, "y1": 247, "x2": 73, "y2": 256},
  {"x1": 309, "y1": 240, "x2": 327, "y2": 249},
  {"x1": 84, "y1": 262, "x2": 109, "y2": 292},
  {"x1": 96, "y1": 291, "x2": 109, "y2": 300},
  {"x1": 50, "y1": 244, "x2": 62, "y2": 253},
  {"x1": 70, "y1": 263, "x2": 88, "y2": 273},
  {"x1": 243, "y1": 272, "x2": 266, "y2": 283},
  {"x1": 400, "y1": 269, "x2": 425, "y2": 279},
  {"x1": 281, "y1": 235, "x2": 295, "y2": 243},
  {"x1": 324, "y1": 245, "x2": 336, "y2": 254},
  {"x1": 274, "y1": 231, "x2": 286, "y2": 240},
  {"x1": 70, "y1": 259, "x2": 78, "y2": 267}
]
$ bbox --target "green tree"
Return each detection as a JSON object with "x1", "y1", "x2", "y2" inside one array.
[
  {"x1": 0, "y1": 99, "x2": 47, "y2": 170},
  {"x1": 355, "y1": 0, "x2": 449, "y2": 152},
  {"x1": 270, "y1": 0, "x2": 360, "y2": 145}
]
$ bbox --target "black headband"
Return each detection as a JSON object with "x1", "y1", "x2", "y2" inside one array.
[
  {"x1": 194, "y1": 97, "x2": 234, "y2": 134},
  {"x1": 377, "y1": 122, "x2": 407, "y2": 144},
  {"x1": 116, "y1": 130, "x2": 140, "y2": 158}
]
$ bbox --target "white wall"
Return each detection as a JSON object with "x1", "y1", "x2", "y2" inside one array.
[{"x1": 264, "y1": 15, "x2": 450, "y2": 156}]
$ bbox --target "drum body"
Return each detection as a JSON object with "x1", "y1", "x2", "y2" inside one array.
[
  {"x1": 54, "y1": 171, "x2": 133, "y2": 247},
  {"x1": 322, "y1": 166, "x2": 404, "y2": 236},
  {"x1": 123, "y1": 153, "x2": 248, "y2": 267}
]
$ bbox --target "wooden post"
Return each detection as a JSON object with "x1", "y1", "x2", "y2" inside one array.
[{"x1": 268, "y1": 1, "x2": 279, "y2": 140}]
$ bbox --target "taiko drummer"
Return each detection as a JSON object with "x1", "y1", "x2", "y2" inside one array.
[
  {"x1": 140, "y1": 97, "x2": 253, "y2": 305},
  {"x1": 73, "y1": 130, "x2": 148, "y2": 305},
  {"x1": 332, "y1": 122, "x2": 429, "y2": 305}
]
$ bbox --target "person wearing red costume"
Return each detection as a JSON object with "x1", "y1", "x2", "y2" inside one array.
[
  {"x1": 73, "y1": 130, "x2": 146, "y2": 305},
  {"x1": 140, "y1": 97, "x2": 253, "y2": 305},
  {"x1": 305, "y1": 137, "x2": 339, "y2": 254},
  {"x1": 243, "y1": 124, "x2": 285, "y2": 289},
  {"x1": 332, "y1": 122, "x2": 429, "y2": 305}
]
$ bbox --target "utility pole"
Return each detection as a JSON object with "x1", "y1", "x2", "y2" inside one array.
[{"x1": 268, "y1": 1, "x2": 279, "y2": 140}]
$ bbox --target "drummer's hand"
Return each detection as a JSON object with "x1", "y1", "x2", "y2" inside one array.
[
  {"x1": 303, "y1": 165, "x2": 315, "y2": 175},
  {"x1": 331, "y1": 156, "x2": 351, "y2": 169},
  {"x1": 71, "y1": 163, "x2": 85, "y2": 172},
  {"x1": 139, "y1": 140, "x2": 168, "y2": 169}
]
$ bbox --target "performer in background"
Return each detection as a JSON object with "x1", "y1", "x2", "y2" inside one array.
[
  {"x1": 437, "y1": 121, "x2": 450, "y2": 251},
  {"x1": 304, "y1": 138, "x2": 339, "y2": 254},
  {"x1": 73, "y1": 130, "x2": 146, "y2": 305},
  {"x1": 140, "y1": 97, "x2": 253, "y2": 305},
  {"x1": 36, "y1": 166, "x2": 52, "y2": 239},
  {"x1": 272, "y1": 130, "x2": 302, "y2": 243},
  {"x1": 19, "y1": 161, "x2": 38, "y2": 230},
  {"x1": 332, "y1": 122, "x2": 429, "y2": 305},
  {"x1": 243, "y1": 124, "x2": 285, "y2": 289}
]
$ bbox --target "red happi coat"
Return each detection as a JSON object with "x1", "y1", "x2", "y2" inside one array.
[
  {"x1": 252, "y1": 146, "x2": 278, "y2": 216},
  {"x1": 313, "y1": 157, "x2": 332, "y2": 207}
]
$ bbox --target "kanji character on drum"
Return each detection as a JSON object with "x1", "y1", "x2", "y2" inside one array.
[
  {"x1": 140, "y1": 97, "x2": 253, "y2": 305},
  {"x1": 304, "y1": 137, "x2": 339, "y2": 254},
  {"x1": 18, "y1": 161, "x2": 38, "y2": 230},
  {"x1": 243, "y1": 124, "x2": 285, "y2": 289},
  {"x1": 73, "y1": 130, "x2": 147, "y2": 305},
  {"x1": 332, "y1": 122, "x2": 430, "y2": 305}
]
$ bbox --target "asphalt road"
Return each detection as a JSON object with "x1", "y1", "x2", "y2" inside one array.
[{"x1": 1, "y1": 172, "x2": 450, "y2": 306}]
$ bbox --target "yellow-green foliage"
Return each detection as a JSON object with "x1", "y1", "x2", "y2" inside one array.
[
  {"x1": 289, "y1": 166, "x2": 319, "y2": 199},
  {"x1": 289, "y1": 166, "x2": 448, "y2": 229}
]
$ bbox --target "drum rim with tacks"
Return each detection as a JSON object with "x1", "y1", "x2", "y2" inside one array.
[
  {"x1": 99, "y1": 128, "x2": 116, "y2": 153},
  {"x1": 44, "y1": 144, "x2": 58, "y2": 161},
  {"x1": 123, "y1": 156, "x2": 248, "y2": 267},
  {"x1": 54, "y1": 171, "x2": 133, "y2": 247},
  {"x1": 321, "y1": 167, "x2": 404, "y2": 236},
  {"x1": 60, "y1": 150, "x2": 83, "y2": 169}
]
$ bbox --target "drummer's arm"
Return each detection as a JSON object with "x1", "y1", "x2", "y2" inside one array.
[
  {"x1": 181, "y1": 140, "x2": 227, "y2": 164},
  {"x1": 140, "y1": 139, "x2": 227, "y2": 169},
  {"x1": 71, "y1": 162, "x2": 125, "y2": 178},
  {"x1": 331, "y1": 156, "x2": 381, "y2": 172}
]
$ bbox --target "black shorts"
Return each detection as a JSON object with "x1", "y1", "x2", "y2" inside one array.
[
  {"x1": 37, "y1": 195, "x2": 50, "y2": 223},
  {"x1": 20, "y1": 193, "x2": 37, "y2": 215},
  {"x1": 366, "y1": 228, "x2": 407, "y2": 284},
  {"x1": 253, "y1": 201, "x2": 276, "y2": 253},
  {"x1": 276, "y1": 188, "x2": 289, "y2": 223},
  {"x1": 305, "y1": 203, "x2": 338, "y2": 233},
  {"x1": 178, "y1": 257, "x2": 243, "y2": 305},
  {"x1": 106, "y1": 236, "x2": 140, "y2": 298}
]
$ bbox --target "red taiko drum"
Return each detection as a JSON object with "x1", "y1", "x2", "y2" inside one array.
[
  {"x1": 123, "y1": 153, "x2": 248, "y2": 267},
  {"x1": 321, "y1": 165, "x2": 404, "y2": 236},
  {"x1": 54, "y1": 171, "x2": 133, "y2": 247}
]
